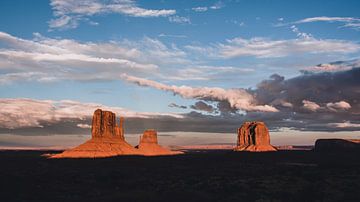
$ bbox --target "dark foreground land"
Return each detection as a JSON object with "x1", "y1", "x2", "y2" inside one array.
[{"x1": 1, "y1": 150, "x2": 359, "y2": 202}]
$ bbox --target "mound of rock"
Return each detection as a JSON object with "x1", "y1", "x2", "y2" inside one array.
[
  {"x1": 315, "y1": 139, "x2": 360, "y2": 152},
  {"x1": 136, "y1": 129, "x2": 183, "y2": 156},
  {"x1": 234, "y1": 121, "x2": 277, "y2": 152},
  {"x1": 50, "y1": 109, "x2": 181, "y2": 158}
]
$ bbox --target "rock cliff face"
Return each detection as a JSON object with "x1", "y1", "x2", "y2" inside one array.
[
  {"x1": 234, "y1": 121, "x2": 276, "y2": 152},
  {"x1": 315, "y1": 139, "x2": 360, "y2": 152},
  {"x1": 136, "y1": 129, "x2": 183, "y2": 156},
  {"x1": 50, "y1": 109, "x2": 181, "y2": 158},
  {"x1": 91, "y1": 109, "x2": 124, "y2": 139}
]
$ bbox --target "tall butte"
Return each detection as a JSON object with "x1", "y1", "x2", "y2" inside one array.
[
  {"x1": 50, "y1": 109, "x2": 181, "y2": 158},
  {"x1": 234, "y1": 121, "x2": 277, "y2": 152}
]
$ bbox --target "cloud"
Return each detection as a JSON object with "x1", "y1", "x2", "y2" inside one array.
[
  {"x1": 192, "y1": 7, "x2": 208, "y2": 12},
  {"x1": 301, "y1": 59, "x2": 360, "y2": 73},
  {"x1": 0, "y1": 98, "x2": 183, "y2": 129},
  {"x1": 327, "y1": 121, "x2": 360, "y2": 128},
  {"x1": 217, "y1": 37, "x2": 359, "y2": 58},
  {"x1": 0, "y1": 31, "x2": 191, "y2": 84},
  {"x1": 190, "y1": 101, "x2": 215, "y2": 113},
  {"x1": 0, "y1": 31, "x2": 264, "y2": 84},
  {"x1": 168, "y1": 103, "x2": 187, "y2": 109},
  {"x1": 254, "y1": 64, "x2": 360, "y2": 113},
  {"x1": 191, "y1": 1, "x2": 224, "y2": 12},
  {"x1": 186, "y1": 34, "x2": 359, "y2": 59},
  {"x1": 1, "y1": 60, "x2": 360, "y2": 133},
  {"x1": 49, "y1": 0, "x2": 176, "y2": 29},
  {"x1": 76, "y1": 123, "x2": 92, "y2": 129},
  {"x1": 163, "y1": 65, "x2": 254, "y2": 81},
  {"x1": 302, "y1": 100, "x2": 320, "y2": 112},
  {"x1": 295, "y1": 17, "x2": 358, "y2": 24},
  {"x1": 326, "y1": 101, "x2": 351, "y2": 112},
  {"x1": 227, "y1": 20, "x2": 245, "y2": 27},
  {"x1": 158, "y1": 33, "x2": 187, "y2": 38},
  {"x1": 290, "y1": 25, "x2": 312, "y2": 39},
  {"x1": 168, "y1": 16, "x2": 191, "y2": 24},
  {"x1": 121, "y1": 73, "x2": 278, "y2": 112},
  {"x1": 276, "y1": 16, "x2": 360, "y2": 30},
  {"x1": 210, "y1": 1, "x2": 225, "y2": 10},
  {"x1": 295, "y1": 17, "x2": 360, "y2": 30}
]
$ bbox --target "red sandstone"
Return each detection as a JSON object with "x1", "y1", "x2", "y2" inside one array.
[
  {"x1": 234, "y1": 121, "x2": 277, "y2": 152},
  {"x1": 50, "y1": 109, "x2": 182, "y2": 158}
]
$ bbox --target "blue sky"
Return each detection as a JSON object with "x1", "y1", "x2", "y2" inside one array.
[{"x1": 0, "y1": 0, "x2": 360, "y2": 147}]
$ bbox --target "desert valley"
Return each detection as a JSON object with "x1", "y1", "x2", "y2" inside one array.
[{"x1": 1, "y1": 0, "x2": 360, "y2": 201}]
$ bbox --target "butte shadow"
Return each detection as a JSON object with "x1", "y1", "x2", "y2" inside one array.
[{"x1": 50, "y1": 109, "x2": 182, "y2": 158}]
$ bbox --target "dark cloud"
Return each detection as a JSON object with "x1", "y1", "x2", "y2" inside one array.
[
  {"x1": 190, "y1": 101, "x2": 215, "y2": 113},
  {"x1": 254, "y1": 65, "x2": 360, "y2": 113},
  {"x1": 168, "y1": 103, "x2": 187, "y2": 109}
]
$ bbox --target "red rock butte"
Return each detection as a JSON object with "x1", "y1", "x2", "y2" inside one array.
[
  {"x1": 50, "y1": 109, "x2": 182, "y2": 158},
  {"x1": 234, "y1": 121, "x2": 277, "y2": 152},
  {"x1": 136, "y1": 129, "x2": 183, "y2": 156}
]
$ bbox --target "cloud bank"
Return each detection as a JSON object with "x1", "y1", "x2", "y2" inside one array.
[
  {"x1": 0, "y1": 31, "x2": 189, "y2": 84},
  {"x1": 121, "y1": 74, "x2": 279, "y2": 112},
  {"x1": 1, "y1": 61, "x2": 359, "y2": 135},
  {"x1": 0, "y1": 98, "x2": 183, "y2": 129},
  {"x1": 118, "y1": 60, "x2": 360, "y2": 132}
]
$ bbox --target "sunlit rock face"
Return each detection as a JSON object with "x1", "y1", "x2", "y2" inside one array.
[
  {"x1": 234, "y1": 121, "x2": 277, "y2": 152},
  {"x1": 50, "y1": 109, "x2": 181, "y2": 158},
  {"x1": 315, "y1": 139, "x2": 360, "y2": 152},
  {"x1": 136, "y1": 129, "x2": 183, "y2": 156},
  {"x1": 91, "y1": 109, "x2": 124, "y2": 140}
]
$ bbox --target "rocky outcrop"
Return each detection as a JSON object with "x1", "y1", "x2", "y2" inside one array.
[
  {"x1": 234, "y1": 121, "x2": 276, "y2": 152},
  {"x1": 136, "y1": 129, "x2": 183, "y2": 156},
  {"x1": 315, "y1": 139, "x2": 360, "y2": 152},
  {"x1": 91, "y1": 109, "x2": 124, "y2": 140},
  {"x1": 50, "y1": 109, "x2": 181, "y2": 158}
]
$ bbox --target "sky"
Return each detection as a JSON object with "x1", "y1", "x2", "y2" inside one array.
[{"x1": 0, "y1": 0, "x2": 360, "y2": 148}]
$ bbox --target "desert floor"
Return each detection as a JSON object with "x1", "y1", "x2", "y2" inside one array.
[{"x1": 1, "y1": 150, "x2": 359, "y2": 202}]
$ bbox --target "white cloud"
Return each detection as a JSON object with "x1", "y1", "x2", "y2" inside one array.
[
  {"x1": 0, "y1": 98, "x2": 183, "y2": 129},
  {"x1": 168, "y1": 16, "x2": 191, "y2": 24},
  {"x1": 290, "y1": 16, "x2": 360, "y2": 30},
  {"x1": 217, "y1": 36, "x2": 359, "y2": 58},
  {"x1": 290, "y1": 25, "x2": 312, "y2": 39},
  {"x1": 295, "y1": 16, "x2": 359, "y2": 24},
  {"x1": 76, "y1": 123, "x2": 92, "y2": 129},
  {"x1": 163, "y1": 65, "x2": 254, "y2": 81},
  {"x1": 49, "y1": 0, "x2": 176, "y2": 29},
  {"x1": 121, "y1": 74, "x2": 278, "y2": 112},
  {"x1": 210, "y1": 1, "x2": 224, "y2": 10},
  {"x1": 326, "y1": 101, "x2": 351, "y2": 112},
  {"x1": 0, "y1": 31, "x2": 189, "y2": 84},
  {"x1": 191, "y1": 1, "x2": 224, "y2": 13},
  {"x1": 302, "y1": 100, "x2": 320, "y2": 112},
  {"x1": 192, "y1": 7, "x2": 208, "y2": 12},
  {"x1": 327, "y1": 121, "x2": 360, "y2": 128}
]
